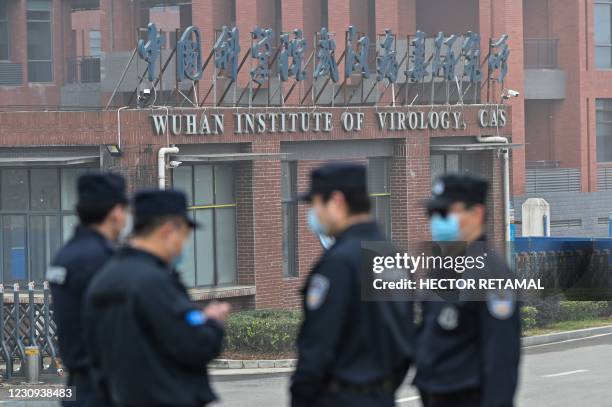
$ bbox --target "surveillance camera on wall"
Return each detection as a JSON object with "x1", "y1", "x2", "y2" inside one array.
[
  {"x1": 168, "y1": 161, "x2": 182, "y2": 168},
  {"x1": 502, "y1": 89, "x2": 520, "y2": 100}
]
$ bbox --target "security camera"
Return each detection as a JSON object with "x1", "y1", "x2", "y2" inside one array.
[
  {"x1": 168, "y1": 161, "x2": 182, "y2": 168},
  {"x1": 502, "y1": 89, "x2": 520, "y2": 100}
]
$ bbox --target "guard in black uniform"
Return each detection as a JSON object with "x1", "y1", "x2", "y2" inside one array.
[
  {"x1": 414, "y1": 174, "x2": 521, "y2": 407},
  {"x1": 291, "y1": 163, "x2": 414, "y2": 407},
  {"x1": 47, "y1": 173, "x2": 128, "y2": 406},
  {"x1": 83, "y1": 190, "x2": 230, "y2": 407}
]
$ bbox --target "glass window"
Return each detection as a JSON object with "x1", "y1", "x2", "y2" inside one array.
[
  {"x1": 214, "y1": 165, "x2": 234, "y2": 203},
  {"x1": 89, "y1": 30, "x2": 101, "y2": 57},
  {"x1": 61, "y1": 168, "x2": 87, "y2": 210},
  {"x1": 368, "y1": 158, "x2": 391, "y2": 239},
  {"x1": 0, "y1": 167, "x2": 86, "y2": 283},
  {"x1": 214, "y1": 208, "x2": 237, "y2": 284},
  {"x1": 172, "y1": 164, "x2": 237, "y2": 287},
  {"x1": 194, "y1": 165, "x2": 213, "y2": 206},
  {"x1": 173, "y1": 165, "x2": 193, "y2": 205},
  {"x1": 27, "y1": 0, "x2": 53, "y2": 82},
  {"x1": 281, "y1": 162, "x2": 298, "y2": 277},
  {"x1": 31, "y1": 168, "x2": 59, "y2": 210},
  {"x1": 62, "y1": 214, "x2": 79, "y2": 243},
  {"x1": 194, "y1": 210, "x2": 215, "y2": 286},
  {"x1": 3, "y1": 215, "x2": 27, "y2": 283},
  {"x1": 30, "y1": 215, "x2": 60, "y2": 282},
  {"x1": 321, "y1": 0, "x2": 329, "y2": 29},
  {"x1": 1, "y1": 169, "x2": 29, "y2": 211},
  {"x1": 595, "y1": 1, "x2": 612, "y2": 69},
  {"x1": 0, "y1": 1, "x2": 8, "y2": 60},
  {"x1": 597, "y1": 99, "x2": 612, "y2": 162}
]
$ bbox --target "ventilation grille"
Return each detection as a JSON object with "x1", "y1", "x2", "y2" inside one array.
[
  {"x1": 0, "y1": 62, "x2": 23, "y2": 86},
  {"x1": 526, "y1": 168, "x2": 581, "y2": 193}
]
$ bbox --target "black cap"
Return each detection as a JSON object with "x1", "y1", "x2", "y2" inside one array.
[
  {"x1": 427, "y1": 174, "x2": 488, "y2": 215},
  {"x1": 133, "y1": 189, "x2": 198, "y2": 229},
  {"x1": 298, "y1": 162, "x2": 367, "y2": 202},
  {"x1": 78, "y1": 172, "x2": 127, "y2": 209}
]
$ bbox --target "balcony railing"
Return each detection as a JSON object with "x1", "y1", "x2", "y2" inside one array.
[
  {"x1": 65, "y1": 57, "x2": 100, "y2": 84},
  {"x1": 524, "y1": 38, "x2": 559, "y2": 69}
]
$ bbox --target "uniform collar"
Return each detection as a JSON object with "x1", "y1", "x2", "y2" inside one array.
[
  {"x1": 334, "y1": 221, "x2": 382, "y2": 244},
  {"x1": 119, "y1": 246, "x2": 170, "y2": 270},
  {"x1": 75, "y1": 224, "x2": 115, "y2": 250}
]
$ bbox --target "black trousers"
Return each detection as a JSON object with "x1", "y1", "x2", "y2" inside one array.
[
  {"x1": 418, "y1": 388, "x2": 481, "y2": 407},
  {"x1": 293, "y1": 391, "x2": 395, "y2": 407},
  {"x1": 63, "y1": 369, "x2": 98, "y2": 407}
]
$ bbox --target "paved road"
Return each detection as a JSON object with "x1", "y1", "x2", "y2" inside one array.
[
  {"x1": 211, "y1": 333, "x2": 612, "y2": 407},
  {"x1": 0, "y1": 334, "x2": 610, "y2": 406}
]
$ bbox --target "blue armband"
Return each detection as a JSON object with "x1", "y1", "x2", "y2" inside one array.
[{"x1": 185, "y1": 310, "x2": 207, "y2": 326}]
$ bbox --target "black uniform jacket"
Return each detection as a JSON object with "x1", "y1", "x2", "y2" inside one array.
[
  {"x1": 83, "y1": 246, "x2": 224, "y2": 407},
  {"x1": 414, "y1": 236, "x2": 521, "y2": 407},
  {"x1": 48, "y1": 225, "x2": 116, "y2": 370},
  {"x1": 291, "y1": 222, "x2": 414, "y2": 402}
]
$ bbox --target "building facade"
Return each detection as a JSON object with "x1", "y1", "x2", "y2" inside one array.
[{"x1": 1, "y1": 0, "x2": 524, "y2": 308}]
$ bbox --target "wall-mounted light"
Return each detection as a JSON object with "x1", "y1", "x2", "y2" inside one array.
[{"x1": 105, "y1": 144, "x2": 122, "y2": 157}]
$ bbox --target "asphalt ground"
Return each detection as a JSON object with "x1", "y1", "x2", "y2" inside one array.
[{"x1": 0, "y1": 333, "x2": 610, "y2": 406}]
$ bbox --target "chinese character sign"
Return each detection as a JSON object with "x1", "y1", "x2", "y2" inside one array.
[
  {"x1": 462, "y1": 31, "x2": 482, "y2": 83},
  {"x1": 279, "y1": 29, "x2": 307, "y2": 82},
  {"x1": 314, "y1": 28, "x2": 339, "y2": 83},
  {"x1": 489, "y1": 34, "x2": 510, "y2": 83},
  {"x1": 250, "y1": 27, "x2": 274, "y2": 85},
  {"x1": 177, "y1": 26, "x2": 203, "y2": 81},
  {"x1": 214, "y1": 26, "x2": 241, "y2": 81},
  {"x1": 138, "y1": 23, "x2": 166, "y2": 82},
  {"x1": 376, "y1": 29, "x2": 399, "y2": 83},
  {"x1": 406, "y1": 30, "x2": 428, "y2": 82},
  {"x1": 345, "y1": 25, "x2": 370, "y2": 78},
  {"x1": 132, "y1": 22, "x2": 511, "y2": 101}
]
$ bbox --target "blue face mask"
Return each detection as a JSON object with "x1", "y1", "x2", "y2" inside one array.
[
  {"x1": 430, "y1": 214, "x2": 460, "y2": 241},
  {"x1": 308, "y1": 207, "x2": 329, "y2": 236}
]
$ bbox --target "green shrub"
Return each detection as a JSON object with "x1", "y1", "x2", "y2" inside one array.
[
  {"x1": 223, "y1": 310, "x2": 302, "y2": 354},
  {"x1": 521, "y1": 306, "x2": 538, "y2": 330},
  {"x1": 557, "y1": 301, "x2": 609, "y2": 321}
]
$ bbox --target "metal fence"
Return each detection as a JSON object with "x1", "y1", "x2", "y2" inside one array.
[{"x1": 0, "y1": 282, "x2": 60, "y2": 379}]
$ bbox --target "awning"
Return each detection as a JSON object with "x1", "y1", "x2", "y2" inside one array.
[
  {"x1": 173, "y1": 153, "x2": 290, "y2": 163},
  {"x1": 430, "y1": 143, "x2": 523, "y2": 151},
  {"x1": 0, "y1": 156, "x2": 100, "y2": 167}
]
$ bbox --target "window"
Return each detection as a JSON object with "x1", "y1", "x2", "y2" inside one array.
[
  {"x1": 321, "y1": 0, "x2": 329, "y2": 29},
  {"x1": 230, "y1": 0, "x2": 236, "y2": 26},
  {"x1": 281, "y1": 162, "x2": 298, "y2": 277},
  {"x1": 597, "y1": 99, "x2": 612, "y2": 162},
  {"x1": 430, "y1": 153, "x2": 461, "y2": 182},
  {"x1": 27, "y1": 0, "x2": 53, "y2": 82},
  {"x1": 0, "y1": 1, "x2": 8, "y2": 60},
  {"x1": 0, "y1": 167, "x2": 91, "y2": 283},
  {"x1": 368, "y1": 158, "x2": 391, "y2": 239},
  {"x1": 596, "y1": 0, "x2": 612, "y2": 68},
  {"x1": 173, "y1": 164, "x2": 238, "y2": 287},
  {"x1": 89, "y1": 30, "x2": 101, "y2": 57}
]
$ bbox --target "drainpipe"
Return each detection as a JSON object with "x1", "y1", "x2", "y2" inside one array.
[
  {"x1": 476, "y1": 135, "x2": 511, "y2": 243},
  {"x1": 116, "y1": 106, "x2": 129, "y2": 149},
  {"x1": 158, "y1": 147, "x2": 179, "y2": 190}
]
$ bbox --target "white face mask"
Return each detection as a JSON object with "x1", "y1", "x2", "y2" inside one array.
[{"x1": 118, "y1": 212, "x2": 133, "y2": 243}]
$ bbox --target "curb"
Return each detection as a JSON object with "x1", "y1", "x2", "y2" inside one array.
[
  {"x1": 210, "y1": 359, "x2": 297, "y2": 370},
  {"x1": 521, "y1": 324, "x2": 612, "y2": 347},
  {"x1": 210, "y1": 325, "x2": 612, "y2": 375}
]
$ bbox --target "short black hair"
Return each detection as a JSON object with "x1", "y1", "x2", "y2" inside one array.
[
  {"x1": 321, "y1": 188, "x2": 371, "y2": 214},
  {"x1": 132, "y1": 215, "x2": 186, "y2": 237},
  {"x1": 77, "y1": 201, "x2": 124, "y2": 226}
]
